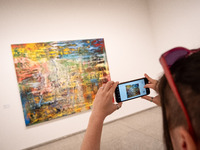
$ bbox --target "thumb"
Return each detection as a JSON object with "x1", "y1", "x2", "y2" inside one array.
[
  {"x1": 118, "y1": 102, "x2": 122, "y2": 108},
  {"x1": 114, "y1": 102, "x2": 122, "y2": 111}
]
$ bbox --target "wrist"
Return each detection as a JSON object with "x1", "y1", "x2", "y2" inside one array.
[{"x1": 90, "y1": 111, "x2": 105, "y2": 123}]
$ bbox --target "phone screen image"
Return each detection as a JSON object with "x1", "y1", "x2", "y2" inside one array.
[{"x1": 116, "y1": 78, "x2": 149, "y2": 102}]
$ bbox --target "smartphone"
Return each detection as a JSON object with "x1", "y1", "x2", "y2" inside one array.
[{"x1": 115, "y1": 77, "x2": 150, "y2": 103}]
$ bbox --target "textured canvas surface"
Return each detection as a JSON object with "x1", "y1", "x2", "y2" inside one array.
[{"x1": 11, "y1": 38, "x2": 110, "y2": 126}]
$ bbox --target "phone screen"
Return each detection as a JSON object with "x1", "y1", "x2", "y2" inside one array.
[{"x1": 116, "y1": 78, "x2": 149, "y2": 102}]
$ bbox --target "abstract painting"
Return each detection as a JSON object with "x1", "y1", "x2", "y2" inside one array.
[{"x1": 11, "y1": 38, "x2": 110, "y2": 126}]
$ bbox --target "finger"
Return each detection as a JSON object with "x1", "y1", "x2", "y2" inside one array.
[
  {"x1": 109, "y1": 81, "x2": 119, "y2": 93},
  {"x1": 141, "y1": 95, "x2": 153, "y2": 102},
  {"x1": 104, "y1": 81, "x2": 114, "y2": 91},
  {"x1": 144, "y1": 84, "x2": 154, "y2": 89},
  {"x1": 112, "y1": 102, "x2": 122, "y2": 112},
  {"x1": 100, "y1": 84, "x2": 105, "y2": 90},
  {"x1": 118, "y1": 102, "x2": 122, "y2": 108},
  {"x1": 144, "y1": 73, "x2": 155, "y2": 83},
  {"x1": 96, "y1": 85, "x2": 105, "y2": 94},
  {"x1": 142, "y1": 95, "x2": 161, "y2": 106}
]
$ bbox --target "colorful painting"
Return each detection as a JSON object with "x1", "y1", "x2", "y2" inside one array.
[
  {"x1": 126, "y1": 84, "x2": 140, "y2": 98},
  {"x1": 11, "y1": 39, "x2": 110, "y2": 126}
]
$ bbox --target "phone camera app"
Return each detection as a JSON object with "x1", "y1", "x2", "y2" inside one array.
[{"x1": 126, "y1": 84, "x2": 140, "y2": 98}]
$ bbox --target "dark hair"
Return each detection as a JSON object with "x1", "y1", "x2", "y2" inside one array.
[{"x1": 158, "y1": 50, "x2": 200, "y2": 149}]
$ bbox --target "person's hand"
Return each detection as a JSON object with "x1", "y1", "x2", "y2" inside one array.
[
  {"x1": 141, "y1": 73, "x2": 161, "y2": 106},
  {"x1": 91, "y1": 81, "x2": 122, "y2": 120},
  {"x1": 142, "y1": 95, "x2": 160, "y2": 106},
  {"x1": 144, "y1": 73, "x2": 158, "y2": 92}
]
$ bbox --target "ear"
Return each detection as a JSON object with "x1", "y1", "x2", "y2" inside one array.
[{"x1": 179, "y1": 127, "x2": 197, "y2": 150}]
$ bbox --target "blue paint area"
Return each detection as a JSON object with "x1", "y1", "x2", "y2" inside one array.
[{"x1": 20, "y1": 93, "x2": 31, "y2": 126}]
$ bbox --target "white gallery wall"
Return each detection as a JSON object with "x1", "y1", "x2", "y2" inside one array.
[
  {"x1": 1, "y1": 0, "x2": 200, "y2": 150},
  {"x1": 0, "y1": 0, "x2": 157, "y2": 150},
  {"x1": 148, "y1": 0, "x2": 200, "y2": 55}
]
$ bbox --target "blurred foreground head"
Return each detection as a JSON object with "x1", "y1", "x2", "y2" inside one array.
[{"x1": 159, "y1": 48, "x2": 200, "y2": 150}]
